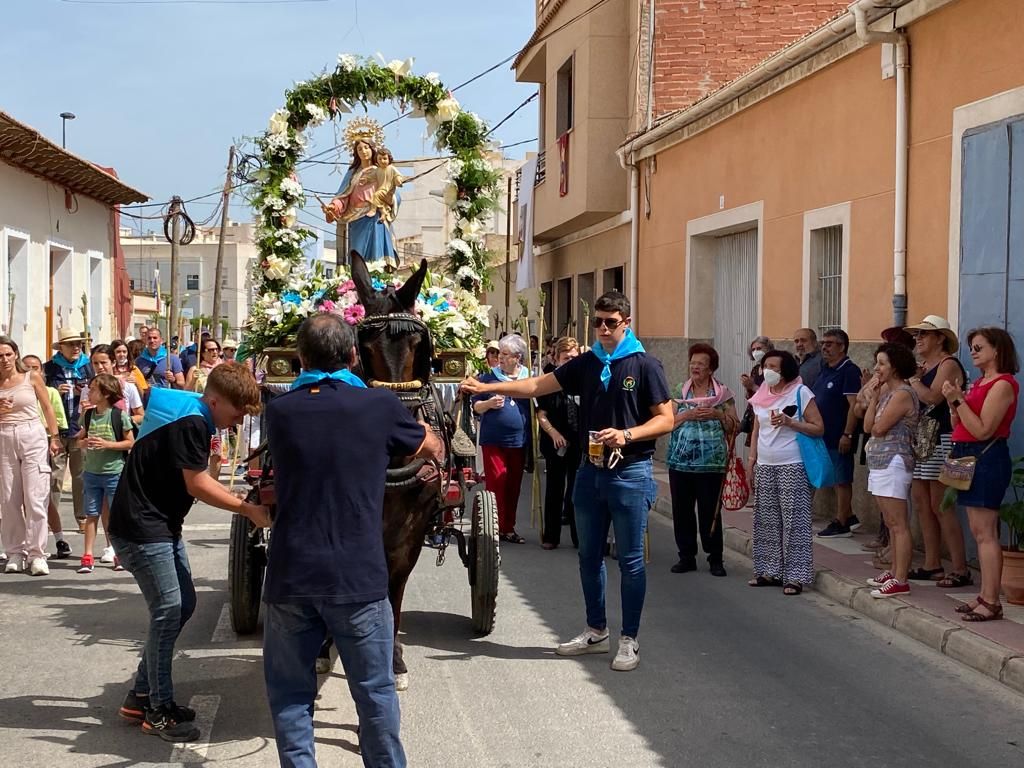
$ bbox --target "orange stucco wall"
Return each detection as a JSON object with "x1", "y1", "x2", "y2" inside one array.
[{"x1": 638, "y1": 0, "x2": 1024, "y2": 341}]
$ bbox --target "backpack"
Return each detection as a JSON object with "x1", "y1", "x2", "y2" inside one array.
[{"x1": 83, "y1": 406, "x2": 130, "y2": 458}]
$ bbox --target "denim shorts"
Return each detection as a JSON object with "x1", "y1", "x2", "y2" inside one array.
[
  {"x1": 951, "y1": 439, "x2": 1011, "y2": 509},
  {"x1": 82, "y1": 471, "x2": 120, "y2": 518},
  {"x1": 827, "y1": 448, "x2": 855, "y2": 485}
]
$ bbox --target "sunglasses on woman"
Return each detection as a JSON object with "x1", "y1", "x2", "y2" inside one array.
[
  {"x1": 592, "y1": 317, "x2": 626, "y2": 330},
  {"x1": 204, "y1": 346, "x2": 221, "y2": 354}
]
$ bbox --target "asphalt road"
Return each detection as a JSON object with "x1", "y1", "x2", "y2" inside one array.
[{"x1": 1, "y1": 492, "x2": 1022, "y2": 767}]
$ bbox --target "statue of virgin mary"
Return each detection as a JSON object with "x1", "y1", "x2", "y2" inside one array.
[{"x1": 323, "y1": 118, "x2": 401, "y2": 264}]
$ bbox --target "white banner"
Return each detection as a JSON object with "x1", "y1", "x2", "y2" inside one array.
[{"x1": 515, "y1": 157, "x2": 538, "y2": 292}]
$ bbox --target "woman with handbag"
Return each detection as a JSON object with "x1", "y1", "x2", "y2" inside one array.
[
  {"x1": 904, "y1": 316, "x2": 970, "y2": 586},
  {"x1": 747, "y1": 350, "x2": 824, "y2": 595},
  {"x1": 863, "y1": 343, "x2": 920, "y2": 598},
  {"x1": 666, "y1": 343, "x2": 738, "y2": 577},
  {"x1": 941, "y1": 327, "x2": 1019, "y2": 622}
]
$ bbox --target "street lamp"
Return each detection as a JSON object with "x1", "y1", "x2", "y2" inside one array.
[{"x1": 59, "y1": 112, "x2": 76, "y2": 149}]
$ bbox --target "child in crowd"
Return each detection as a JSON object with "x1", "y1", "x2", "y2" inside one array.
[{"x1": 75, "y1": 373, "x2": 134, "y2": 573}]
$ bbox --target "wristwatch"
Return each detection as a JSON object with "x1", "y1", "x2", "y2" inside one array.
[
  {"x1": 623, "y1": 429, "x2": 633, "y2": 444},
  {"x1": 843, "y1": 433, "x2": 855, "y2": 439}
]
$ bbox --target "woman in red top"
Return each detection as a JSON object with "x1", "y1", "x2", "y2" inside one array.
[{"x1": 942, "y1": 327, "x2": 1019, "y2": 622}]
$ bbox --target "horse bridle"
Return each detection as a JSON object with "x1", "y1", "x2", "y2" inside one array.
[{"x1": 359, "y1": 311, "x2": 448, "y2": 491}]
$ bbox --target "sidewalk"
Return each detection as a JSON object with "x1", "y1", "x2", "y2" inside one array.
[{"x1": 651, "y1": 460, "x2": 1024, "y2": 697}]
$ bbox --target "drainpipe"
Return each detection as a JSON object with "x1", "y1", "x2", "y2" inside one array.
[
  {"x1": 851, "y1": 0, "x2": 909, "y2": 327},
  {"x1": 619, "y1": 151, "x2": 641, "y2": 331}
]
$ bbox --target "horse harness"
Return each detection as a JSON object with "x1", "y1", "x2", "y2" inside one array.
[{"x1": 358, "y1": 311, "x2": 452, "y2": 497}]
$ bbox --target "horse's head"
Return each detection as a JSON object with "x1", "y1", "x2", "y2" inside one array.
[{"x1": 350, "y1": 251, "x2": 433, "y2": 388}]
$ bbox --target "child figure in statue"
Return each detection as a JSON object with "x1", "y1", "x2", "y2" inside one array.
[{"x1": 369, "y1": 147, "x2": 404, "y2": 223}]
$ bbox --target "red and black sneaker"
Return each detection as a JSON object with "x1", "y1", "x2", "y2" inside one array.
[
  {"x1": 142, "y1": 705, "x2": 200, "y2": 743},
  {"x1": 118, "y1": 691, "x2": 150, "y2": 723},
  {"x1": 870, "y1": 579, "x2": 910, "y2": 599}
]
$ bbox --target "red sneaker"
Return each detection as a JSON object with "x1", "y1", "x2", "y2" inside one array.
[
  {"x1": 866, "y1": 570, "x2": 894, "y2": 587},
  {"x1": 870, "y1": 579, "x2": 909, "y2": 598},
  {"x1": 77, "y1": 554, "x2": 94, "y2": 574}
]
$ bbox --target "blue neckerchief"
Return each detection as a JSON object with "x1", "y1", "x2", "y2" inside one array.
[
  {"x1": 490, "y1": 365, "x2": 529, "y2": 383},
  {"x1": 136, "y1": 388, "x2": 215, "y2": 441},
  {"x1": 592, "y1": 328, "x2": 646, "y2": 390},
  {"x1": 51, "y1": 352, "x2": 90, "y2": 376},
  {"x1": 290, "y1": 368, "x2": 367, "y2": 391},
  {"x1": 140, "y1": 345, "x2": 168, "y2": 364}
]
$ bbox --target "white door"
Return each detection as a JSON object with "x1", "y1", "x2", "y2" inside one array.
[{"x1": 713, "y1": 229, "x2": 758, "y2": 416}]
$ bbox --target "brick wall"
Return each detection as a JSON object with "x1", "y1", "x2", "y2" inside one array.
[{"x1": 652, "y1": 1, "x2": 850, "y2": 118}]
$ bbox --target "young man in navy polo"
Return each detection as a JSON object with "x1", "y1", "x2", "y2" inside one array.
[
  {"x1": 812, "y1": 328, "x2": 865, "y2": 538},
  {"x1": 462, "y1": 291, "x2": 673, "y2": 671},
  {"x1": 262, "y1": 314, "x2": 442, "y2": 767}
]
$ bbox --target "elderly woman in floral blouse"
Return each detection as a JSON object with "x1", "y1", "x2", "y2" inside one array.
[{"x1": 666, "y1": 343, "x2": 738, "y2": 577}]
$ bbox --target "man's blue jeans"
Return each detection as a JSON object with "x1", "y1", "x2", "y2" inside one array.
[
  {"x1": 572, "y1": 459, "x2": 655, "y2": 638},
  {"x1": 110, "y1": 535, "x2": 197, "y2": 707},
  {"x1": 263, "y1": 598, "x2": 406, "y2": 768}
]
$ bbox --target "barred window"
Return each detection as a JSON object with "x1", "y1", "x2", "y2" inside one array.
[{"x1": 811, "y1": 226, "x2": 842, "y2": 334}]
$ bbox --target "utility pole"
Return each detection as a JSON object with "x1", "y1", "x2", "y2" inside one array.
[
  {"x1": 504, "y1": 174, "x2": 512, "y2": 334},
  {"x1": 167, "y1": 196, "x2": 182, "y2": 346},
  {"x1": 211, "y1": 145, "x2": 236, "y2": 342}
]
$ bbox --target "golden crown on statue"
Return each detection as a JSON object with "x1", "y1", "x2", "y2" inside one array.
[{"x1": 343, "y1": 116, "x2": 386, "y2": 151}]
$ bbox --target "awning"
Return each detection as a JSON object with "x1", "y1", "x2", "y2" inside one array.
[{"x1": 0, "y1": 110, "x2": 148, "y2": 206}]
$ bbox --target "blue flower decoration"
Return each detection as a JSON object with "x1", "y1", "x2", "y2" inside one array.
[
  {"x1": 282, "y1": 291, "x2": 301, "y2": 306},
  {"x1": 371, "y1": 277, "x2": 386, "y2": 291}
]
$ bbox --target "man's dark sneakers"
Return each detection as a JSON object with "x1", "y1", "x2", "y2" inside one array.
[
  {"x1": 53, "y1": 540, "x2": 72, "y2": 559},
  {"x1": 709, "y1": 561, "x2": 727, "y2": 577},
  {"x1": 142, "y1": 705, "x2": 200, "y2": 742},
  {"x1": 670, "y1": 559, "x2": 697, "y2": 574},
  {"x1": 817, "y1": 519, "x2": 852, "y2": 538},
  {"x1": 848, "y1": 514, "x2": 863, "y2": 531}
]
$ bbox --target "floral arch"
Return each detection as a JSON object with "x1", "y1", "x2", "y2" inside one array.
[{"x1": 242, "y1": 54, "x2": 501, "y2": 356}]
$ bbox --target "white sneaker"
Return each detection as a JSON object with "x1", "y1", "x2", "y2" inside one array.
[
  {"x1": 5, "y1": 556, "x2": 25, "y2": 574},
  {"x1": 100, "y1": 546, "x2": 115, "y2": 564},
  {"x1": 611, "y1": 636, "x2": 640, "y2": 671},
  {"x1": 555, "y1": 627, "x2": 610, "y2": 656},
  {"x1": 28, "y1": 558, "x2": 49, "y2": 576}
]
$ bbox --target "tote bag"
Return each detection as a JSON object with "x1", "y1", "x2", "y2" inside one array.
[{"x1": 795, "y1": 388, "x2": 836, "y2": 489}]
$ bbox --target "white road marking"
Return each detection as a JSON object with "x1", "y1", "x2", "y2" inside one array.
[
  {"x1": 168, "y1": 694, "x2": 221, "y2": 764},
  {"x1": 181, "y1": 523, "x2": 232, "y2": 532},
  {"x1": 176, "y1": 647, "x2": 263, "y2": 660},
  {"x1": 211, "y1": 603, "x2": 235, "y2": 643}
]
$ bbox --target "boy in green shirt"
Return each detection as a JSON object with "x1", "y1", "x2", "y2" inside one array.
[{"x1": 76, "y1": 373, "x2": 134, "y2": 573}]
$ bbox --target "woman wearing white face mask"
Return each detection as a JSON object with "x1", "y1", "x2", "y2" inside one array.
[
  {"x1": 739, "y1": 337, "x2": 773, "y2": 449},
  {"x1": 747, "y1": 350, "x2": 824, "y2": 595}
]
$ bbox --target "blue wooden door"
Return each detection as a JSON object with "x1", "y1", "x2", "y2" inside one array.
[{"x1": 958, "y1": 117, "x2": 1024, "y2": 501}]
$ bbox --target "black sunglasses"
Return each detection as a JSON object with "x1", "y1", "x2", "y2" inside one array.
[
  {"x1": 592, "y1": 317, "x2": 626, "y2": 330},
  {"x1": 972, "y1": 344, "x2": 984, "y2": 353}
]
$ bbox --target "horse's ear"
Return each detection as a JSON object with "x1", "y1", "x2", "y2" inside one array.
[
  {"x1": 350, "y1": 251, "x2": 374, "y2": 305},
  {"x1": 395, "y1": 258, "x2": 428, "y2": 312}
]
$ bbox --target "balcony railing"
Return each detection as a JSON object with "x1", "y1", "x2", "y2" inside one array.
[{"x1": 535, "y1": 150, "x2": 546, "y2": 186}]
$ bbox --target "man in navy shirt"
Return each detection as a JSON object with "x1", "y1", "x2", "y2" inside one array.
[
  {"x1": 462, "y1": 291, "x2": 673, "y2": 672},
  {"x1": 135, "y1": 328, "x2": 184, "y2": 390},
  {"x1": 812, "y1": 328, "x2": 865, "y2": 538},
  {"x1": 263, "y1": 314, "x2": 441, "y2": 768}
]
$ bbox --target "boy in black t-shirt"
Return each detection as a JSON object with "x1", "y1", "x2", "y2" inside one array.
[
  {"x1": 109, "y1": 363, "x2": 269, "y2": 743},
  {"x1": 462, "y1": 291, "x2": 673, "y2": 672}
]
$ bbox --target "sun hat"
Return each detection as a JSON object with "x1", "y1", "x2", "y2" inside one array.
[
  {"x1": 485, "y1": 339, "x2": 500, "y2": 353},
  {"x1": 904, "y1": 315, "x2": 959, "y2": 354},
  {"x1": 221, "y1": 338, "x2": 239, "y2": 350},
  {"x1": 51, "y1": 328, "x2": 89, "y2": 349}
]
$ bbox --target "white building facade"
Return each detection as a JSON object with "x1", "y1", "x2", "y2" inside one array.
[{"x1": 0, "y1": 110, "x2": 147, "y2": 356}]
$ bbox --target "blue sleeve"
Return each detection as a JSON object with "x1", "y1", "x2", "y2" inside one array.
[
  {"x1": 171, "y1": 357, "x2": 184, "y2": 375},
  {"x1": 841, "y1": 364, "x2": 862, "y2": 396}
]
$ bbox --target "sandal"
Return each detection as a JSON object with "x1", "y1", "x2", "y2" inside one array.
[
  {"x1": 783, "y1": 584, "x2": 803, "y2": 596},
  {"x1": 937, "y1": 571, "x2": 974, "y2": 589},
  {"x1": 954, "y1": 596, "x2": 980, "y2": 614},
  {"x1": 907, "y1": 567, "x2": 945, "y2": 581},
  {"x1": 500, "y1": 532, "x2": 526, "y2": 544},
  {"x1": 748, "y1": 576, "x2": 783, "y2": 587},
  {"x1": 961, "y1": 596, "x2": 1003, "y2": 622}
]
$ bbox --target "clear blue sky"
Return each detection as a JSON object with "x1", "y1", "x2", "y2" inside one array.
[{"x1": 2, "y1": 0, "x2": 538, "y2": 227}]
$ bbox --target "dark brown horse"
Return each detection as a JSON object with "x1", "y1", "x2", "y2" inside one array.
[{"x1": 349, "y1": 252, "x2": 448, "y2": 690}]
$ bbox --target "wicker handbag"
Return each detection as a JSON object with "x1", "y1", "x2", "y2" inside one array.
[
  {"x1": 939, "y1": 440, "x2": 994, "y2": 491},
  {"x1": 913, "y1": 405, "x2": 941, "y2": 461},
  {"x1": 451, "y1": 399, "x2": 478, "y2": 458}
]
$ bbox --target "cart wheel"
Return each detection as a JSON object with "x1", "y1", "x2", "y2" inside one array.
[
  {"x1": 469, "y1": 490, "x2": 499, "y2": 634},
  {"x1": 229, "y1": 513, "x2": 264, "y2": 634}
]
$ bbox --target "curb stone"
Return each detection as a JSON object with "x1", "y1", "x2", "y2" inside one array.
[{"x1": 715, "y1": 522, "x2": 1024, "y2": 697}]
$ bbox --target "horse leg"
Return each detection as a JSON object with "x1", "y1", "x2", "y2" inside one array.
[{"x1": 390, "y1": 576, "x2": 410, "y2": 691}]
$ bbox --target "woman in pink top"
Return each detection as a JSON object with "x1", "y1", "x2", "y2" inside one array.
[
  {"x1": 0, "y1": 336, "x2": 61, "y2": 575},
  {"x1": 942, "y1": 327, "x2": 1020, "y2": 622}
]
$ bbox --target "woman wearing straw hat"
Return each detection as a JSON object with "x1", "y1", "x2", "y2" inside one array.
[{"x1": 903, "y1": 316, "x2": 972, "y2": 587}]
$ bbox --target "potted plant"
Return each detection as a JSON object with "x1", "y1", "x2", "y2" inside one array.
[{"x1": 1000, "y1": 456, "x2": 1024, "y2": 605}]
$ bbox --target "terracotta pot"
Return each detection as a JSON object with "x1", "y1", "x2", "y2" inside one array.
[{"x1": 1002, "y1": 548, "x2": 1024, "y2": 606}]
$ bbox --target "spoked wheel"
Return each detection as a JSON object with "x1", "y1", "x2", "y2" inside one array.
[
  {"x1": 229, "y1": 512, "x2": 265, "y2": 634},
  {"x1": 468, "y1": 489, "x2": 499, "y2": 634}
]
